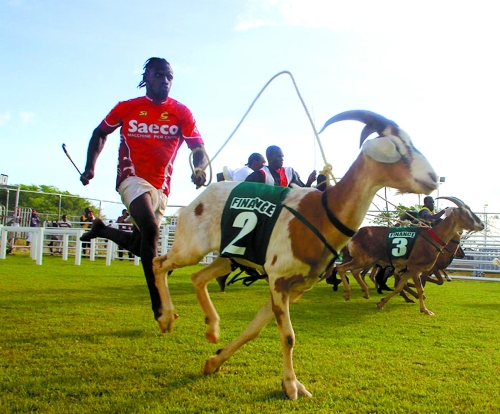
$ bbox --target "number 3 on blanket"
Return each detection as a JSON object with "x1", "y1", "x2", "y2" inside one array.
[{"x1": 391, "y1": 237, "x2": 409, "y2": 257}]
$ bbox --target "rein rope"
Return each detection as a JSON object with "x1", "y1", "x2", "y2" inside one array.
[
  {"x1": 189, "y1": 70, "x2": 335, "y2": 186},
  {"x1": 189, "y1": 146, "x2": 212, "y2": 188}
]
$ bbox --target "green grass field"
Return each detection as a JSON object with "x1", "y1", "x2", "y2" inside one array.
[{"x1": 1, "y1": 254, "x2": 500, "y2": 413}]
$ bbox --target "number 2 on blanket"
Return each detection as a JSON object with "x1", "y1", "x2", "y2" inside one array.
[
  {"x1": 222, "y1": 212, "x2": 258, "y2": 255},
  {"x1": 391, "y1": 237, "x2": 408, "y2": 257}
]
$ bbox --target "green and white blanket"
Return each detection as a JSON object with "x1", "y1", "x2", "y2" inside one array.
[
  {"x1": 386, "y1": 226, "x2": 418, "y2": 260},
  {"x1": 220, "y1": 182, "x2": 291, "y2": 265}
]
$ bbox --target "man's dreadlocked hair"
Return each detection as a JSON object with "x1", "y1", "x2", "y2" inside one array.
[{"x1": 137, "y1": 57, "x2": 170, "y2": 89}]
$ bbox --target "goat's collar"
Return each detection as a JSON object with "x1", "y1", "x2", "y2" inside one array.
[
  {"x1": 283, "y1": 204, "x2": 338, "y2": 257},
  {"x1": 321, "y1": 191, "x2": 357, "y2": 238},
  {"x1": 426, "y1": 227, "x2": 447, "y2": 247}
]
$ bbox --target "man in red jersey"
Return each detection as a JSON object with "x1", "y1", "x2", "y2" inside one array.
[{"x1": 79, "y1": 57, "x2": 207, "y2": 330}]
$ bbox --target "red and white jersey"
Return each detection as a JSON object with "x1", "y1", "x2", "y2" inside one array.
[
  {"x1": 261, "y1": 166, "x2": 294, "y2": 186},
  {"x1": 100, "y1": 96, "x2": 204, "y2": 196}
]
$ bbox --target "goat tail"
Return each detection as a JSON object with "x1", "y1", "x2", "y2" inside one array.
[{"x1": 493, "y1": 258, "x2": 500, "y2": 267}]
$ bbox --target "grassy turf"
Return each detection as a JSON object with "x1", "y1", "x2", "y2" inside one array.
[{"x1": 1, "y1": 254, "x2": 500, "y2": 413}]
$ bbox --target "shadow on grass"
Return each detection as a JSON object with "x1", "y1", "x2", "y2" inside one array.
[
  {"x1": 2, "y1": 328, "x2": 150, "y2": 345},
  {"x1": 459, "y1": 302, "x2": 500, "y2": 311}
]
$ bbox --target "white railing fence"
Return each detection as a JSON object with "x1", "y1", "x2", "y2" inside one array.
[
  {"x1": 0, "y1": 222, "x2": 217, "y2": 266},
  {"x1": 1, "y1": 213, "x2": 499, "y2": 277}
]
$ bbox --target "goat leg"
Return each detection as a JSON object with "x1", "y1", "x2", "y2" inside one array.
[
  {"x1": 152, "y1": 255, "x2": 179, "y2": 333},
  {"x1": 412, "y1": 272, "x2": 433, "y2": 315},
  {"x1": 270, "y1": 287, "x2": 312, "y2": 400},
  {"x1": 377, "y1": 271, "x2": 412, "y2": 309},
  {"x1": 191, "y1": 257, "x2": 232, "y2": 343},
  {"x1": 424, "y1": 270, "x2": 445, "y2": 286},
  {"x1": 351, "y1": 269, "x2": 370, "y2": 299},
  {"x1": 204, "y1": 298, "x2": 275, "y2": 374}
]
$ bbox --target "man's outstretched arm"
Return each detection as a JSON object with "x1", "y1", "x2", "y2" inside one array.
[{"x1": 80, "y1": 126, "x2": 108, "y2": 186}]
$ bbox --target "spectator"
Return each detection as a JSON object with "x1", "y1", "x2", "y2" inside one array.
[
  {"x1": 48, "y1": 220, "x2": 60, "y2": 255},
  {"x1": 7, "y1": 208, "x2": 21, "y2": 253},
  {"x1": 55, "y1": 214, "x2": 72, "y2": 255},
  {"x1": 80, "y1": 207, "x2": 95, "y2": 256},
  {"x1": 26, "y1": 209, "x2": 40, "y2": 247},
  {"x1": 245, "y1": 145, "x2": 316, "y2": 187},
  {"x1": 116, "y1": 209, "x2": 134, "y2": 260},
  {"x1": 80, "y1": 207, "x2": 95, "y2": 228},
  {"x1": 58, "y1": 215, "x2": 72, "y2": 228}
]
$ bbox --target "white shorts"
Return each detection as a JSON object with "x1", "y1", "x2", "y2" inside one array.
[{"x1": 118, "y1": 176, "x2": 168, "y2": 226}]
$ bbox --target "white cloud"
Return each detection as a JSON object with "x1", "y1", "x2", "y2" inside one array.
[
  {"x1": 234, "y1": 0, "x2": 498, "y2": 36},
  {"x1": 0, "y1": 112, "x2": 12, "y2": 125},
  {"x1": 234, "y1": 18, "x2": 275, "y2": 31},
  {"x1": 19, "y1": 111, "x2": 35, "y2": 124},
  {"x1": 234, "y1": 0, "x2": 394, "y2": 32},
  {"x1": 234, "y1": 0, "x2": 281, "y2": 31}
]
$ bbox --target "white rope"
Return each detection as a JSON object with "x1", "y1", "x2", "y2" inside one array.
[{"x1": 191, "y1": 71, "x2": 334, "y2": 185}]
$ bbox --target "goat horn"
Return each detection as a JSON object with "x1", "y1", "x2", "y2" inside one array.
[
  {"x1": 435, "y1": 196, "x2": 466, "y2": 208},
  {"x1": 318, "y1": 110, "x2": 399, "y2": 148}
]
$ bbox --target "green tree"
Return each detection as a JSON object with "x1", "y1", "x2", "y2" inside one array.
[
  {"x1": 0, "y1": 184, "x2": 99, "y2": 222},
  {"x1": 370, "y1": 203, "x2": 422, "y2": 226}
]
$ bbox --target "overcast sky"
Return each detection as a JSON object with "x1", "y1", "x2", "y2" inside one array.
[{"x1": 1, "y1": 0, "x2": 499, "y2": 220}]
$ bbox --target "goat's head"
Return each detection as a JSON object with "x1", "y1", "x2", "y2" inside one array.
[
  {"x1": 436, "y1": 196, "x2": 485, "y2": 232},
  {"x1": 319, "y1": 110, "x2": 438, "y2": 195}
]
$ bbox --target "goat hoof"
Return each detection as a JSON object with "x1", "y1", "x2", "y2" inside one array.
[
  {"x1": 205, "y1": 331, "x2": 219, "y2": 344},
  {"x1": 156, "y1": 311, "x2": 179, "y2": 334},
  {"x1": 377, "y1": 301, "x2": 385, "y2": 309},
  {"x1": 282, "y1": 379, "x2": 313, "y2": 400},
  {"x1": 203, "y1": 356, "x2": 222, "y2": 375}
]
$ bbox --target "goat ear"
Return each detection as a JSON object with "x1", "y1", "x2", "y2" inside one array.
[{"x1": 362, "y1": 137, "x2": 402, "y2": 163}]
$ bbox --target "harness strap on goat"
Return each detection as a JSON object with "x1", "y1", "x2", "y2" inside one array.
[
  {"x1": 426, "y1": 228, "x2": 447, "y2": 247},
  {"x1": 321, "y1": 191, "x2": 357, "y2": 238},
  {"x1": 443, "y1": 238, "x2": 463, "y2": 266},
  {"x1": 283, "y1": 204, "x2": 339, "y2": 277},
  {"x1": 444, "y1": 238, "x2": 460, "y2": 255},
  {"x1": 418, "y1": 230, "x2": 446, "y2": 254},
  {"x1": 226, "y1": 260, "x2": 267, "y2": 287}
]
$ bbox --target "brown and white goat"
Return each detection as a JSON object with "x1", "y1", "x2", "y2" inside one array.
[
  {"x1": 397, "y1": 232, "x2": 464, "y2": 300},
  {"x1": 382, "y1": 232, "x2": 464, "y2": 303},
  {"x1": 336, "y1": 197, "x2": 484, "y2": 315},
  {"x1": 420, "y1": 235, "x2": 464, "y2": 286},
  {"x1": 152, "y1": 110, "x2": 438, "y2": 399}
]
